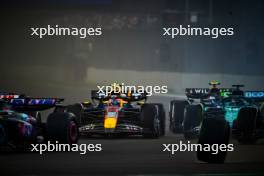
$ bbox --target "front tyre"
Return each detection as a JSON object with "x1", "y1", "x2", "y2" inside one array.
[
  {"x1": 141, "y1": 104, "x2": 160, "y2": 138},
  {"x1": 197, "y1": 117, "x2": 230, "y2": 163}
]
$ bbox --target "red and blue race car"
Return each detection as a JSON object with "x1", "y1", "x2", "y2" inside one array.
[{"x1": 66, "y1": 87, "x2": 166, "y2": 138}]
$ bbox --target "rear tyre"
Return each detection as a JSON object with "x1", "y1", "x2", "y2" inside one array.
[
  {"x1": 197, "y1": 117, "x2": 230, "y2": 163},
  {"x1": 152, "y1": 103, "x2": 166, "y2": 136},
  {"x1": 236, "y1": 107, "x2": 257, "y2": 144},
  {"x1": 46, "y1": 112, "x2": 78, "y2": 144},
  {"x1": 141, "y1": 104, "x2": 160, "y2": 138},
  {"x1": 169, "y1": 100, "x2": 189, "y2": 133},
  {"x1": 183, "y1": 105, "x2": 202, "y2": 139}
]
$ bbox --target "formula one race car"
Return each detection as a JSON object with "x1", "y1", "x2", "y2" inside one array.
[
  {"x1": 197, "y1": 85, "x2": 264, "y2": 163},
  {"x1": 66, "y1": 85, "x2": 165, "y2": 138},
  {"x1": 169, "y1": 81, "x2": 232, "y2": 139},
  {"x1": 0, "y1": 93, "x2": 78, "y2": 150}
]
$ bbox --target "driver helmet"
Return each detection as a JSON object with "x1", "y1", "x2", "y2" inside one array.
[
  {"x1": 110, "y1": 83, "x2": 122, "y2": 96},
  {"x1": 109, "y1": 98, "x2": 120, "y2": 106},
  {"x1": 209, "y1": 80, "x2": 221, "y2": 95}
]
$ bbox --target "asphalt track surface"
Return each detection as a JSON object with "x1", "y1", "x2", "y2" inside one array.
[
  {"x1": 1, "y1": 135, "x2": 264, "y2": 175},
  {"x1": 1, "y1": 95, "x2": 264, "y2": 175}
]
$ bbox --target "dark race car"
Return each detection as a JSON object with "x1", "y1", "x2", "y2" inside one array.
[
  {"x1": 0, "y1": 93, "x2": 79, "y2": 150},
  {"x1": 169, "y1": 81, "x2": 232, "y2": 139},
  {"x1": 66, "y1": 86, "x2": 165, "y2": 138},
  {"x1": 197, "y1": 85, "x2": 264, "y2": 163}
]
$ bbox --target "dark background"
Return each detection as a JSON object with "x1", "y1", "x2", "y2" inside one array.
[{"x1": 0, "y1": 0, "x2": 263, "y2": 97}]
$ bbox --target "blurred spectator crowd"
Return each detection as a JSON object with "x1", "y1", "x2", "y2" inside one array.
[{"x1": 49, "y1": 12, "x2": 161, "y2": 30}]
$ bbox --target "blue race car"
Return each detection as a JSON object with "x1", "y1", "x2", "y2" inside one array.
[{"x1": 0, "y1": 93, "x2": 79, "y2": 150}]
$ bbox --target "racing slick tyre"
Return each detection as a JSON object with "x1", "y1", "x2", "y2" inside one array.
[
  {"x1": 0, "y1": 124, "x2": 8, "y2": 146},
  {"x1": 236, "y1": 107, "x2": 257, "y2": 144},
  {"x1": 141, "y1": 104, "x2": 160, "y2": 138},
  {"x1": 66, "y1": 103, "x2": 83, "y2": 126},
  {"x1": 183, "y1": 105, "x2": 202, "y2": 139},
  {"x1": 169, "y1": 100, "x2": 189, "y2": 133},
  {"x1": 197, "y1": 117, "x2": 230, "y2": 163},
  {"x1": 46, "y1": 112, "x2": 79, "y2": 144},
  {"x1": 152, "y1": 103, "x2": 166, "y2": 136}
]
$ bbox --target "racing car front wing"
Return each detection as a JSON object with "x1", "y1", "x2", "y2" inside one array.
[{"x1": 79, "y1": 123, "x2": 143, "y2": 134}]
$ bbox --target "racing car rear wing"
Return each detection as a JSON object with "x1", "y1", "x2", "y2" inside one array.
[
  {"x1": 91, "y1": 90, "x2": 147, "y2": 101},
  {"x1": 8, "y1": 98, "x2": 65, "y2": 111},
  {"x1": 0, "y1": 93, "x2": 64, "y2": 111},
  {"x1": 185, "y1": 88, "x2": 233, "y2": 99}
]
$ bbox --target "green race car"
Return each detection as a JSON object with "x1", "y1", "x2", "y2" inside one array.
[
  {"x1": 169, "y1": 81, "x2": 232, "y2": 139},
  {"x1": 197, "y1": 85, "x2": 264, "y2": 163}
]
